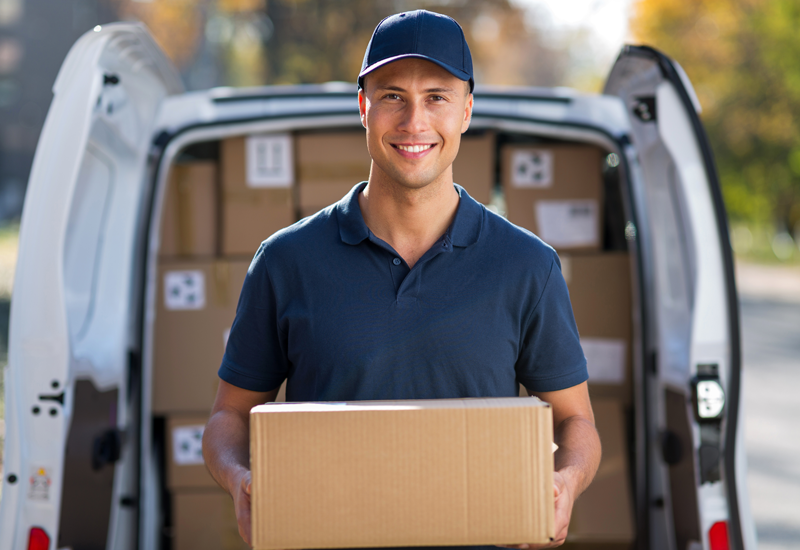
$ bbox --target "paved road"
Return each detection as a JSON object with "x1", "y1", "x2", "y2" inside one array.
[{"x1": 738, "y1": 264, "x2": 800, "y2": 549}]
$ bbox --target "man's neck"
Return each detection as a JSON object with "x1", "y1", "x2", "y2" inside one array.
[{"x1": 359, "y1": 166, "x2": 460, "y2": 269}]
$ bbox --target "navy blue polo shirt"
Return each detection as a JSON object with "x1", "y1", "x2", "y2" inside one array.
[{"x1": 219, "y1": 182, "x2": 588, "y2": 401}]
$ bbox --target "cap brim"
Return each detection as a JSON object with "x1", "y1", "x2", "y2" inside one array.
[{"x1": 358, "y1": 53, "x2": 473, "y2": 91}]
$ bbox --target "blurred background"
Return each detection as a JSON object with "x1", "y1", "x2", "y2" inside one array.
[{"x1": 0, "y1": 0, "x2": 798, "y2": 548}]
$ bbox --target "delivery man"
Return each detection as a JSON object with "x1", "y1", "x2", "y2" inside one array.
[{"x1": 203, "y1": 9, "x2": 601, "y2": 549}]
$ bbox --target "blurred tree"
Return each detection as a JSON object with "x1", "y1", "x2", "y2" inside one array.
[
  {"x1": 117, "y1": 0, "x2": 205, "y2": 69},
  {"x1": 632, "y1": 0, "x2": 800, "y2": 236},
  {"x1": 248, "y1": 0, "x2": 567, "y2": 88},
  {"x1": 114, "y1": 1, "x2": 571, "y2": 94}
]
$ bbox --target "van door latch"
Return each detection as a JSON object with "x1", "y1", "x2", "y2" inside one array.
[
  {"x1": 692, "y1": 364, "x2": 725, "y2": 422},
  {"x1": 38, "y1": 391, "x2": 65, "y2": 405},
  {"x1": 692, "y1": 364, "x2": 724, "y2": 483}
]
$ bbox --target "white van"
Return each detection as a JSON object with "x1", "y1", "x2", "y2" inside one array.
[{"x1": 0, "y1": 23, "x2": 755, "y2": 550}]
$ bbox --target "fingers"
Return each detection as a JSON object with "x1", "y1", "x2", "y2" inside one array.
[
  {"x1": 241, "y1": 470, "x2": 252, "y2": 496},
  {"x1": 235, "y1": 470, "x2": 253, "y2": 545}
]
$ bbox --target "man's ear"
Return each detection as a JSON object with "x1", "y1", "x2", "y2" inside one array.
[
  {"x1": 358, "y1": 89, "x2": 367, "y2": 128},
  {"x1": 461, "y1": 92, "x2": 474, "y2": 134}
]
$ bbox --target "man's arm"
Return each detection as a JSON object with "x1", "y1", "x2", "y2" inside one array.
[
  {"x1": 527, "y1": 381, "x2": 601, "y2": 548},
  {"x1": 203, "y1": 380, "x2": 279, "y2": 546}
]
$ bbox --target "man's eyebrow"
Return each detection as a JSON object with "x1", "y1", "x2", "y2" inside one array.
[
  {"x1": 374, "y1": 85, "x2": 457, "y2": 93},
  {"x1": 376, "y1": 85, "x2": 407, "y2": 92}
]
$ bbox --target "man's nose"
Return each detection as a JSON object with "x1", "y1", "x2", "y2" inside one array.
[{"x1": 398, "y1": 100, "x2": 428, "y2": 134}]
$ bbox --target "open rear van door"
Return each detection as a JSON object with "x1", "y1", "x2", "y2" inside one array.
[
  {"x1": 604, "y1": 46, "x2": 754, "y2": 550},
  {"x1": 0, "y1": 24, "x2": 182, "y2": 550}
]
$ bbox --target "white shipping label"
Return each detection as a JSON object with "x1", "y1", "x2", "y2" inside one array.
[
  {"x1": 172, "y1": 425, "x2": 206, "y2": 465},
  {"x1": 28, "y1": 466, "x2": 52, "y2": 501},
  {"x1": 164, "y1": 270, "x2": 206, "y2": 310},
  {"x1": 581, "y1": 337, "x2": 626, "y2": 384},
  {"x1": 535, "y1": 199, "x2": 598, "y2": 248},
  {"x1": 511, "y1": 149, "x2": 553, "y2": 188},
  {"x1": 246, "y1": 133, "x2": 294, "y2": 188}
]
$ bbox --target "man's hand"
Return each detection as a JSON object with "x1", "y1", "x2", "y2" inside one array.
[
  {"x1": 234, "y1": 470, "x2": 253, "y2": 546},
  {"x1": 497, "y1": 471, "x2": 575, "y2": 549},
  {"x1": 548, "y1": 470, "x2": 574, "y2": 546},
  {"x1": 203, "y1": 380, "x2": 280, "y2": 547},
  {"x1": 499, "y1": 382, "x2": 601, "y2": 549}
]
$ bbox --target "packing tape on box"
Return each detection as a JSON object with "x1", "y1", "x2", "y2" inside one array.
[
  {"x1": 176, "y1": 171, "x2": 196, "y2": 255},
  {"x1": 213, "y1": 261, "x2": 231, "y2": 308},
  {"x1": 297, "y1": 162, "x2": 371, "y2": 181},
  {"x1": 223, "y1": 188, "x2": 292, "y2": 206}
]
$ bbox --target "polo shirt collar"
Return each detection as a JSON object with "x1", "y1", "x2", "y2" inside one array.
[
  {"x1": 450, "y1": 184, "x2": 483, "y2": 247},
  {"x1": 337, "y1": 182, "x2": 370, "y2": 245},
  {"x1": 336, "y1": 182, "x2": 483, "y2": 247}
]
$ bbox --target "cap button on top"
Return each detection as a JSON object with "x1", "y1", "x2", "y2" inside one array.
[{"x1": 393, "y1": 258, "x2": 402, "y2": 266}]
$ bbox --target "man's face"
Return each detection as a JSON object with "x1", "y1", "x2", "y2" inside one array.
[{"x1": 358, "y1": 58, "x2": 473, "y2": 191}]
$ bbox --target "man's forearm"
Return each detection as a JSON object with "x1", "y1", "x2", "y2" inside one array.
[
  {"x1": 553, "y1": 415, "x2": 601, "y2": 497},
  {"x1": 203, "y1": 409, "x2": 251, "y2": 495}
]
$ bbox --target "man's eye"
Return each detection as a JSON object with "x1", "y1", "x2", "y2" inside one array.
[
  {"x1": 430, "y1": 95, "x2": 445, "y2": 101},
  {"x1": 385, "y1": 93, "x2": 401, "y2": 100}
]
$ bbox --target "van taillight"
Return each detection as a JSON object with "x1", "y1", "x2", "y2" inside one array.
[
  {"x1": 28, "y1": 527, "x2": 50, "y2": 550},
  {"x1": 709, "y1": 521, "x2": 730, "y2": 550}
]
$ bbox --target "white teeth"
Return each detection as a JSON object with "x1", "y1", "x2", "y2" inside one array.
[{"x1": 397, "y1": 144, "x2": 432, "y2": 153}]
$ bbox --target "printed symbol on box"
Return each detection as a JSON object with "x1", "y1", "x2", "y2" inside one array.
[
  {"x1": 173, "y1": 425, "x2": 205, "y2": 466},
  {"x1": 511, "y1": 149, "x2": 553, "y2": 188},
  {"x1": 28, "y1": 467, "x2": 51, "y2": 500},
  {"x1": 246, "y1": 133, "x2": 294, "y2": 188},
  {"x1": 164, "y1": 270, "x2": 206, "y2": 310}
]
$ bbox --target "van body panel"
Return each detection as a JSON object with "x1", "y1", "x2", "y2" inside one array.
[
  {"x1": 0, "y1": 23, "x2": 181, "y2": 549},
  {"x1": 605, "y1": 45, "x2": 753, "y2": 550},
  {"x1": 5, "y1": 20, "x2": 755, "y2": 550}
]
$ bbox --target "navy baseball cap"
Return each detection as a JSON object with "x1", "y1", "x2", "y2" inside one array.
[{"x1": 358, "y1": 10, "x2": 474, "y2": 92}]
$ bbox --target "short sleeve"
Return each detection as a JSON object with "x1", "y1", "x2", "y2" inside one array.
[
  {"x1": 218, "y1": 245, "x2": 289, "y2": 392},
  {"x1": 516, "y1": 255, "x2": 588, "y2": 392}
]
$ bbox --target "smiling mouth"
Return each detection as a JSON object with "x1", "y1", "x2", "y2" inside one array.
[{"x1": 394, "y1": 144, "x2": 434, "y2": 153}]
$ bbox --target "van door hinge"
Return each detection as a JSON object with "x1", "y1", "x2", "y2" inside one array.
[
  {"x1": 633, "y1": 96, "x2": 657, "y2": 122},
  {"x1": 92, "y1": 428, "x2": 123, "y2": 471}
]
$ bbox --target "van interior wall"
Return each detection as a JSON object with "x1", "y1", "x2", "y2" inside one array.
[{"x1": 150, "y1": 128, "x2": 636, "y2": 550}]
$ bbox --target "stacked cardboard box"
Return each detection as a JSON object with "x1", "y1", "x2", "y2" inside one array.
[
  {"x1": 152, "y1": 259, "x2": 251, "y2": 414},
  {"x1": 160, "y1": 162, "x2": 218, "y2": 257},
  {"x1": 501, "y1": 144, "x2": 604, "y2": 252},
  {"x1": 250, "y1": 397, "x2": 555, "y2": 550},
  {"x1": 567, "y1": 399, "x2": 635, "y2": 544},
  {"x1": 560, "y1": 252, "x2": 632, "y2": 402},
  {"x1": 296, "y1": 131, "x2": 372, "y2": 218},
  {"x1": 166, "y1": 385, "x2": 287, "y2": 550},
  {"x1": 173, "y1": 491, "x2": 250, "y2": 550},
  {"x1": 221, "y1": 135, "x2": 296, "y2": 256},
  {"x1": 453, "y1": 131, "x2": 495, "y2": 204},
  {"x1": 295, "y1": 129, "x2": 496, "y2": 218}
]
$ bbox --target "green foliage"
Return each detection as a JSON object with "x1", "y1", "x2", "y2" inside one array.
[
  {"x1": 210, "y1": 0, "x2": 570, "y2": 89},
  {"x1": 632, "y1": 0, "x2": 800, "y2": 239}
]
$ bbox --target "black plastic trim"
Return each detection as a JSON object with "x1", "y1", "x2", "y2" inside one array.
[
  {"x1": 622, "y1": 44, "x2": 744, "y2": 550},
  {"x1": 212, "y1": 91, "x2": 354, "y2": 103},
  {"x1": 210, "y1": 88, "x2": 573, "y2": 105}
]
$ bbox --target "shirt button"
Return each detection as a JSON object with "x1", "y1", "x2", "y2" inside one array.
[{"x1": 393, "y1": 258, "x2": 401, "y2": 266}]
